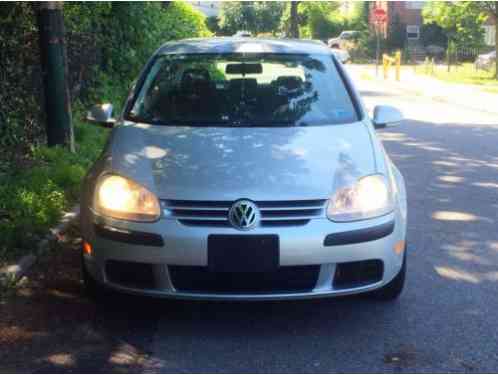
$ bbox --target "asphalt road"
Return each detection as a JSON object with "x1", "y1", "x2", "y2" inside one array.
[{"x1": 3, "y1": 68, "x2": 498, "y2": 373}]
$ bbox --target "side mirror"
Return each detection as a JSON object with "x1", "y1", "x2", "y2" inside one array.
[
  {"x1": 372, "y1": 105, "x2": 403, "y2": 129},
  {"x1": 86, "y1": 103, "x2": 116, "y2": 128}
]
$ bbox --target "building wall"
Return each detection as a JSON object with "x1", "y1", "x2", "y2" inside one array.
[
  {"x1": 484, "y1": 17, "x2": 496, "y2": 47},
  {"x1": 484, "y1": 25, "x2": 496, "y2": 47}
]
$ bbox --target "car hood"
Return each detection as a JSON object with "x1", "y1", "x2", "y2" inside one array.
[{"x1": 109, "y1": 121, "x2": 376, "y2": 201}]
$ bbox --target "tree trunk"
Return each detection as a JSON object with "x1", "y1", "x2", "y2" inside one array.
[
  {"x1": 37, "y1": 2, "x2": 74, "y2": 151},
  {"x1": 289, "y1": 1, "x2": 300, "y2": 39}
]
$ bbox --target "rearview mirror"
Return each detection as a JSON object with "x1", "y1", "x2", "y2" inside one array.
[
  {"x1": 226, "y1": 63, "x2": 263, "y2": 75},
  {"x1": 372, "y1": 105, "x2": 403, "y2": 129},
  {"x1": 86, "y1": 103, "x2": 116, "y2": 128}
]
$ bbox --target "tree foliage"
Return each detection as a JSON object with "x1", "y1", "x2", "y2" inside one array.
[
  {"x1": 219, "y1": 2, "x2": 284, "y2": 36},
  {"x1": 280, "y1": 2, "x2": 343, "y2": 40},
  {"x1": 422, "y1": 2, "x2": 487, "y2": 49},
  {"x1": 0, "y1": 2, "x2": 209, "y2": 162}
]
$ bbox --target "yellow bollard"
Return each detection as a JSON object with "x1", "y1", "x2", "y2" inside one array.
[
  {"x1": 383, "y1": 54, "x2": 388, "y2": 79},
  {"x1": 383, "y1": 53, "x2": 400, "y2": 80},
  {"x1": 395, "y1": 51, "x2": 401, "y2": 81}
]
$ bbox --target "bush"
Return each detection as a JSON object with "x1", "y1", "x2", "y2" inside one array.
[{"x1": 0, "y1": 114, "x2": 108, "y2": 263}]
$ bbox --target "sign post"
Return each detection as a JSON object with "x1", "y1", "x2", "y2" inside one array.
[{"x1": 373, "y1": 7, "x2": 387, "y2": 77}]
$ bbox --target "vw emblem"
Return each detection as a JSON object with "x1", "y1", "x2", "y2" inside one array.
[{"x1": 228, "y1": 200, "x2": 260, "y2": 230}]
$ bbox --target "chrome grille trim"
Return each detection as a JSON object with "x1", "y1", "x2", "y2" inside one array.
[{"x1": 162, "y1": 199, "x2": 327, "y2": 227}]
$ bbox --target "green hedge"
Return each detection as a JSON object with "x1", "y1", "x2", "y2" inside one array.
[{"x1": 0, "y1": 114, "x2": 108, "y2": 263}]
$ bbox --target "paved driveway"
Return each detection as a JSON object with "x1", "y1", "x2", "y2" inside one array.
[{"x1": 1, "y1": 72, "x2": 498, "y2": 373}]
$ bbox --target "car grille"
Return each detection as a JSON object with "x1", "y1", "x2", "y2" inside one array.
[
  {"x1": 169, "y1": 265, "x2": 320, "y2": 294},
  {"x1": 161, "y1": 199, "x2": 327, "y2": 227}
]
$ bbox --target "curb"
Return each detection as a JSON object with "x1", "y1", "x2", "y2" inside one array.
[{"x1": 0, "y1": 204, "x2": 80, "y2": 286}]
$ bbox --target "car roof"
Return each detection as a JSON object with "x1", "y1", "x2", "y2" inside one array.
[{"x1": 156, "y1": 37, "x2": 332, "y2": 56}]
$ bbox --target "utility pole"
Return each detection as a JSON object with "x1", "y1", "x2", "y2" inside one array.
[
  {"x1": 37, "y1": 2, "x2": 74, "y2": 151},
  {"x1": 372, "y1": 6, "x2": 387, "y2": 77},
  {"x1": 375, "y1": 25, "x2": 380, "y2": 77}
]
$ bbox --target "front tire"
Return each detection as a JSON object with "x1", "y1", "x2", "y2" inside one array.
[{"x1": 369, "y1": 252, "x2": 406, "y2": 301}]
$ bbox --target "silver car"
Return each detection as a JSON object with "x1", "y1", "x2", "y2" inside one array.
[
  {"x1": 81, "y1": 38, "x2": 407, "y2": 301},
  {"x1": 475, "y1": 50, "x2": 496, "y2": 71}
]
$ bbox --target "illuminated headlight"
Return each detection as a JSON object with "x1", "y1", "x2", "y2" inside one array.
[
  {"x1": 327, "y1": 174, "x2": 394, "y2": 222},
  {"x1": 93, "y1": 175, "x2": 160, "y2": 222}
]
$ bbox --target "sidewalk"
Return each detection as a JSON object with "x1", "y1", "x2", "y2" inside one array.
[{"x1": 348, "y1": 64, "x2": 498, "y2": 116}]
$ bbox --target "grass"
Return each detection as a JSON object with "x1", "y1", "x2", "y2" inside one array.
[
  {"x1": 0, "y1": 108, "x2": 109, "y2": 266},
  {"x1": 415, "y1": 63, "x2": 498, "y2": 92},
  {"x1": 360, "y1": 71, "x2": 374, "y2": 81}
]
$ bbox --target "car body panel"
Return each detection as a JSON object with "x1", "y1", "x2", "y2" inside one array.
[{"x1": 107, "y1": 121, "x2": 376, "y2": 201}]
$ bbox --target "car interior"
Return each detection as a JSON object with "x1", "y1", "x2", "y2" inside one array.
[{"x1": 145, "y1": 63, "x2": 311, "y2": 124}]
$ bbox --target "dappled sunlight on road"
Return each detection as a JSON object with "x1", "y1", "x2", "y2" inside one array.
[
  {"x1": 432, "y1": 211, "x2": 478, "y2": 222},
  {"x1": 434, "y1": 266, "x2": 480, "y2": 283},
  {"x1": 45, "y1": 353, "x2": 76, "y2": 368},
  {"x1": 473, "y1": 181, "x2": 498, "y2": 189},
  {"x1": 437, "y1": 175, "x2": 465, "y2": 183},
  {"x1": 435, "y1": 265, "x2": 498, "y2": 284}
]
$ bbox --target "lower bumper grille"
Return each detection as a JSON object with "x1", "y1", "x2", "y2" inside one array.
[
  {"x1": 333, "y1": 259, "x2": 383, "y2": 290},
  {"x1": 105, "y1": 260, "x2": 156, "y2": 289},
  {"x1": 169, "y1": 265, "x2": 320, "y2": 294}
]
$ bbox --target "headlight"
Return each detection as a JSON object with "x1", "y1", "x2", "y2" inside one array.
[
  {"x1": 93, "y1": 175, "x2": 160, "y2": 222},
  {"x1": 327, "y1": 174, "x2": 393, "y2": 222}
]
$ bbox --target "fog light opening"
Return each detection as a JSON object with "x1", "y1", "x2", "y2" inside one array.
[
  {"x1": 83, "y1": 241, "x2": 93, "y2": 255},
  {"x1": 394, "y1": 240, "x2": 405, "y2": 254}
]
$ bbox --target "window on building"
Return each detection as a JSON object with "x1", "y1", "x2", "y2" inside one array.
[
  {"x1": 406, "y1": 2, "x2": 425, "y2": 10},
  {"x1": 483, "y1": 25, "x2": 496, "y2": 47},
  {"x1": 406, "y1": 25, "x2": 420, "y2": 40}
]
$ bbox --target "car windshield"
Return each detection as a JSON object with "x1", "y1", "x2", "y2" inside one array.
[{"x1": 127, "y1": 53, "x2": 358, "y2": 127}]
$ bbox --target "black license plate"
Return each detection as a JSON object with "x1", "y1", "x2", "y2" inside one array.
[{"x1": 208, "y1": 235, "x2": 279, "y2": 272}]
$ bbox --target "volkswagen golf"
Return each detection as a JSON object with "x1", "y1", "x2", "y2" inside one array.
[{"x1": 81, "y1": 38, "x2": 407, "y2": 301}]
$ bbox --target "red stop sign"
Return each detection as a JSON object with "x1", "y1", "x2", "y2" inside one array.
[{"x1": 373, "y1": 7, "x2": 387, "y2": 23}]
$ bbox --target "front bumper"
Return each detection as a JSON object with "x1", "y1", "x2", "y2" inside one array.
[{"x1": 81, "y1": 211, "x2": 406, "y2": 301}]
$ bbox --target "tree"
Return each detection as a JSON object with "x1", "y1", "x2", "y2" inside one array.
[
  {"x1": 218, "y1": 2, "x2": 284, "y2": 36},
  {"x1": 254, "y1": 2, "x2": 285, "y2": 35},
  {"x1": 423, "y1": 2, "x2": 487, "y2": 49},
  {"x1": 205, "y1": 16, "x2": 221, "y2": 35},
  {"x1": 219, "y1": 2, "x2": 256, "y2": 35},
  {"x1": 420, "y1": 22, "x2": 448, "y2": 48},
  {"x1": 281, "y1": 2, "x2": 342, "y2": 40},
  {"x1": 471, "y1": 1, "x2": 498, "y2": 79},
  {"x1": 289, "y1": 1, "x2": 300, "y2": 38},
  {"x1": 300, "y1": 2, "x2": 341, "y2": 40},
  {"x1": 423, "y1": 1, "x2": 488, "y2": 70}
]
